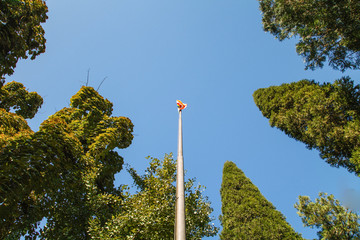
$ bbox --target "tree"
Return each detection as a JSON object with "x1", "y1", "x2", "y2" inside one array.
[
  {"x1": 258, "y1": 0, "x2": 360, "y2": 71},
  {"x1": 0, "y1": 84, "x2": 134, "y2": 239},
  {"x1": 0, "y1": 0, "x2": 48, "y2": 80},
  {"x1": 253, "y1": 77, "x2": 360, "y2": 176},
  {"x1": 0, "y1": 81, "x2": 44, "y2": 238},
  {"x1": 295, "y1": 193, "x2": 360, "y2": 239},
  {"x1": 256, "y1": 1, "x2": 360, "y2": 238},
  {"x1": 88, "y1": 154, "x2": 219, "y2": 240},
  {"x1": 220, "y1": 161, "x2": 302, "y2": 240}
]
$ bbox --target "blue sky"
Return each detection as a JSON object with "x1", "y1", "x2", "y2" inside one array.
[{"x1": 9, "y1": 1, "x2": 360, "y2": 239}]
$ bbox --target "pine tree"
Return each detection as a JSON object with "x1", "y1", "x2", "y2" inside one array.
[{"x1": 220, "y1": 161, "x2": 302, "y2": 240}]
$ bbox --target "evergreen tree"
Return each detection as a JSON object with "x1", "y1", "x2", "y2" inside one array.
[
  {"x1": 256, "y1": 1, "x2": 360, "y2": 237},
  {"x1": 253, "y1": 78, "x2": 360, "y2": 176},
  {"x1": 220, "y1": 161, "x2": 302, "y2": 240}
]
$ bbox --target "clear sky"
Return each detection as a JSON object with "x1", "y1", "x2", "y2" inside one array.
[{"x1": 9, "y1": 1, "x2": 360, "y2": 239}]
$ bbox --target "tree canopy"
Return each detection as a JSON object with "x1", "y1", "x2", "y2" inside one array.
[
  {"x1": 295, "y1": 193, "x2": 360, "y2": 240},
  {"x1": 0, "y1": 82, "x2": 218, "y2": 239},
  {"x1": 89, "y1": 154, "x2": 218, "y2": 240},
  {"x1": 258, "y1": 0, "x2": 360, "y2": 71},
  {"x1": 0, "y1": 0, "x2": 48, "y2": 80},
  {"x1": 1, "y1": 84, "x2": 134, "y2": 239},
  {"x1": 256, "y1": 2, "x2": 360, "y2": 237},
  {"x1": 220, "y1": 161, "x2": 302, "y2": 240},
  {"x1": 253, "y1": 78, "x2": 360, "y2": 176}
]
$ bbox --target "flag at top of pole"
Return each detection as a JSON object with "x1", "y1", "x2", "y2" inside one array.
[
  {"x1": 175, "y1": 99, "x2": 187, "y2": 240},
  {"x1": 176, "y1": 100, "x2": 187, "y2": 112}
]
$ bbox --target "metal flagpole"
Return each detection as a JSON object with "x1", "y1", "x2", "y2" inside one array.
[{"x1": 175, "y1": 101, "x2": 186, "y2": 240}]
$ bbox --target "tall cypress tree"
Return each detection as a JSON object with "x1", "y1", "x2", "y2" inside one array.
[
  {"x1": 253, "y1": 78, "x2": 360, "y2": 176},
  {"x1": 220, "y1": 161, "x2": 302, "y2": 240}
]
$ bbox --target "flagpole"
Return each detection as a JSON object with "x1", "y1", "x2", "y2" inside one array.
[{"x1": 175, "y1": 108, "x2": 186, "y2": 240}]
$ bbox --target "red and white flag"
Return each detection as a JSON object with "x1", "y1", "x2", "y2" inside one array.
[{"x1": 176, "y1": 100, "x2": 187, "y2": 111}]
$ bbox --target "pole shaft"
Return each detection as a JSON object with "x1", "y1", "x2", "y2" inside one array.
[{"x1": 175, "y1": 110, "x2": 186, "y2": 240}]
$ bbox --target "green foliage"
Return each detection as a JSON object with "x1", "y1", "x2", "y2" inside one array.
[
  {"x1": 0, "y1": 0, "x2": 48, "y2": 80},
  {"x1": 0, "y1": 81, "x2": 43, "y2": 118},
  {"x1": 0, "y1": 81, "x2": 44, "y2": 239},
  {"x1": 257, "y1": 1, "x2": 360, "y2": 238},
  {"x1": 253, "y1": 78, "x2": 360, "y2": 175},
  {"x1": 0, "y1": 82, "x2": 215, "y2": 239},
  {"x1": 89, "y1": 154, "x2": 218, "y2": 240},
  {"x1": 258, "y1": 0, "x2": 360, "y2": 71},
  {"x1": 0, "y1": 84, "x2": 133, "y2": 239},
  {"x1": 220, "y1": 161, "x2": 302, "y2": 240},
  {"x1": 295, "y1": 193, "x2": 360, "y2": 239}
]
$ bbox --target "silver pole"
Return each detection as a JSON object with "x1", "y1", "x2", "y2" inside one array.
[{"x1": 175, "y1": 110, "x2": 186, "y2": 240}]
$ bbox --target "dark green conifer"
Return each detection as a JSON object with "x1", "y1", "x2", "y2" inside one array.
[
  {"x1": 253, "y1": 78, "x2": 360, "y2": 176},
  {"x1": 220, "y1": 161, "x2": 302, "y2": 240}
]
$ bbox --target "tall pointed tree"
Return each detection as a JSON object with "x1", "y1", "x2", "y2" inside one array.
[
  {"x1": 220, "y1": 161, "x2": 302, "y2": 240},
  {"x1": 255, "y1": 1, "x2": 360, "y2": 238},
  {"x1": 253, "y1": 78, "x2": 360, "y2": 176}
]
